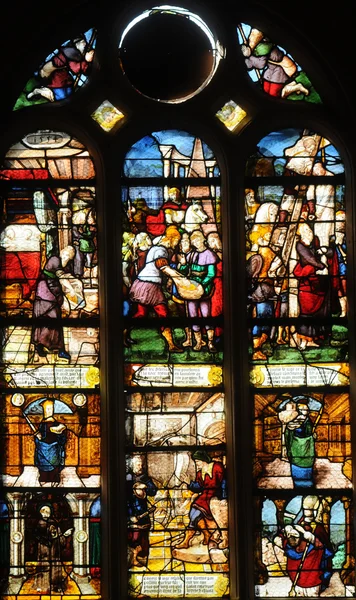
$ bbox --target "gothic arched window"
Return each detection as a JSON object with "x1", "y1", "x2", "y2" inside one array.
[{"x1": 0, "y1": 4, "x2": 354, "y2": 600}]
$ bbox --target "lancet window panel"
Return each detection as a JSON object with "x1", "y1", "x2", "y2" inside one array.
[
  {"x1": 0, "y1": 129, "x2": 101, "y2": 598},
  {"x1": 245, "y1": 127, "x2": 353, "y2": 597},
  {"x1": 122, "y1": 130, "x2": 228, "y2": 598}
]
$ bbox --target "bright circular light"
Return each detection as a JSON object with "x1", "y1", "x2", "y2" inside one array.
[{"x1": 119, "y1": 5, "x2": 224, "y2": 103}]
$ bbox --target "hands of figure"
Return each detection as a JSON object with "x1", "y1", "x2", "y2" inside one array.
[
  {"x1": 302, "y1": 530, "x2": 315, "y2": 543},
  {"x1": 85, "y1": 50, "x2": 95, "y2": 62},
  {"x1": 63, "y1": 528, "x2": 74, "y2": 537},
  {"x1": 49, "y1": 525, "x2": 58, "y2": 538},
  {"x1": 241, "y1": 44, "x2": 252, "y2": 58},
  {"x1": 155, "y1": 257, "x2": 169, "y2": 269},
  {"x1": 130, "y1": 516, "x2": 138, "y2": 524},
  {"x1": 295, "y1": 524, "x2": 315, "y2": 543}
]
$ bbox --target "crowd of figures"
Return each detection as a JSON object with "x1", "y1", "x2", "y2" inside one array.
[
  {"x1": 127, "y1": 450, "x2": 228, "y2": 570},
  {"x1": 122, "y1": 187, "x2": 223, "y2": 353},
  {"x1": 1, "y1": 187, "x2": 98, "y2": 363},
  {"x1": 245, "y1": 134, "x2": 346, "y2": 361}
]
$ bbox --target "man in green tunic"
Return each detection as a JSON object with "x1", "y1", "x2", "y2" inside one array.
[{"x1": 284, "y1": 402, "x2": 315, "y2": 488}]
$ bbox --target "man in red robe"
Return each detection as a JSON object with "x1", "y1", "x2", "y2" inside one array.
[
  {"x1": 277, "y1": 496, "x2": 334, "y2": 596},
  {"x1": 174, "y1": 450, "x2": 226, "y2": 548}
]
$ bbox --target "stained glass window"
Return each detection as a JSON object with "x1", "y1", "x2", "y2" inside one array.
[
  {"x1": 0, "y1": 130, "x2": 101, "y2": 597},
  {"x1": 246, "y1": 128, "x2": 353, "y2": 596},
  {"x1": 1, "y1": 4, "x2": 354, "y2": 600},
  {"x1": 122, "y1": 130, "x2": 228, "y2": 597}
]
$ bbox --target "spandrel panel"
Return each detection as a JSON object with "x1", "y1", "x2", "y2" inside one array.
[
  {"x1": 126, "y1": 392, "x2": 225, "y2": 447},
  {"x1": 255, "y1": 494, "x2": 354, "y2": 597},
  {"x1": 14, "y1": 29, "x2": 97, "y2": 111},
  {"x1": 1, "y1": 392, "x2": 100, "y2": 488},
  {"x1": 1, "y1": 326, "x2": 100, "y2": 388},
  {"x1": 0, "y1": 491, "x2": 101, "y2": 596},
  {"x1": 237, "y1": 24, "x2": 321, "y2": 104},
  {"x1": 126, "y1": 451, "x2": 228, "y2": 598},
  {"x1": 0, "y1": 186, "x2": 98, "y2": 318},
  {"x1": 253, "y1": 392, "x2": 352, "y2": 489}
]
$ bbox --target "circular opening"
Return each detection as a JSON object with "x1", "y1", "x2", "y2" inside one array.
[{"x1": 119, "y1": 6, "x2": 223, "y2": 103}]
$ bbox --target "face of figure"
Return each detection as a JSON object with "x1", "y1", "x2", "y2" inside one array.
[
  {"x1": 191, "y1": 232, "x2": 205, "y2": 250},
  {"x1": 75, "y1": 38, "x2": 87, "y2": 55},
  {"x1": 287, "y1": 532, "x2": 301, "y2": 547},
  {"x1": 246, "y1": 190, "x2": 256, "y2": 206},
  {"x1": 134, "y1": 232, "x2": 151, "y2": 251},
  {"x1": 299, "y1": 224, "x2": 314, "y2": 245},
  {"x1": 180, "y1": 234, "x2": 191, "y2": 253},
  {"x1": 40, "y1": 505, "x2": 51, "y2": 520},
  {"x1": 131, "y1": 455, "x2": 144, "y2": 475},
  {"x1": 134, "y1": 485, "x2": 147, "y2": 499},
  {"x1": 61, "y1": 246, "x2": 75, "y2": 267},
  {"x1": 303, "y1": 508, "x2": 314, "y2": 520},
  {"x1": 169, "y1": 188, "x2": 180, "y2": 204},
  {"x1": 298, "y1": 406, "x2": 309, "y2": 417},
  {"x1": 207, "y1": 233, "x2": 222, "y2": 251},
  {"x1": 168, "y1": 236, "x2": 180, "y2": 250}
]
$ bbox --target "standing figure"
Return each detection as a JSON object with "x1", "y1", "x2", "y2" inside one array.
[
  {"x1": 31, "y1": 247, "x2": 75, "y2": 360},
  {"x1": 32, "y1": 504, "x2": 73, "y2": 593},
  {"x1": 207, "y1": 232, "x2": 223, "y2": 344},
  {"x1": 178, "y1": 230, "x2": 218, "y2": 352},
  {"x1": 146, "y1": 187, "x2": 187, "y2": 237},
  {"x1": 129, "y1": 225, "x2": 183, "y2": 352},
  {"x1": 293, "y1": 223, "x2": 332, "y2": 348},
  {"x1": 127, "y1": 455, "x2": 157, "y2": 567},
  {"x1": 128, "y1": 197, "x2": 159, "y2": 234},
  {"x1": 34, "y1": 399, "x2": 67, "y2": 485},
  {"x1": 282, "y1": 401, "x2": 316, "y2": 488},
  {"x1": 174, "y1": 450, "x2": 225, "y2": 549},
  {"x1": 307, "y1": 161, "x2": 335, "y2": 246},
  {"x1": 247, "y1": 225, "x2": 276, "y2": 360},
  {"x1": 333, "y1": 212, "x2": 347, "y2": 317},
  {"x1": 27, "y1": 34, "x2": 95, "y2": 102},
  {"x1": 73, "y1": 209, "x2": 96, "y2": 277},
  {"x1": 275, "y1": 496, "x2": 334, "y2": 596}
]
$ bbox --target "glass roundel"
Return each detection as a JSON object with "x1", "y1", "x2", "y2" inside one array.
[{"x1": 119, "y1": 5, "x2": 224, "y2": 104}]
